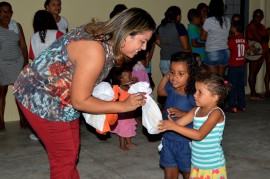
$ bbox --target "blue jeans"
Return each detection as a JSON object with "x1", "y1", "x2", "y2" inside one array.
[
  {"x1": 205, "y1": 49, "x2": 229, "y2": 66},
  {"x1": 159, "y1": 60, "x2": 171, "y2": 75},
  {"x1": 227, "y1": 65, "x2": 246, "y2": 109}
]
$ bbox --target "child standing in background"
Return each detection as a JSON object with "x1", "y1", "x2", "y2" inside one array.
[
  {"x1": 29, "y1": 10, "x2": 64, "y2": 60},
  {"x1": 196, "y1": 3, "x2": 208, "y2": 29},
  {"x1": 44, "y1": 0, "x2": 68, "y2": 33},
  {"x1": 187, "y1": 8, "x2": 206, "y2": 65},
  {"x1": 226, "y1": 21, "x2": 248, "y2": 113},
  {"x1": 157, "y1": 52, "x2": 199, "y2": 179},
  {"x1": 110, "y1": 64, "x2": 138, "y2": 151},
  {"x1": 158, "y1": 72, "x2": 228, "y2": 179}
]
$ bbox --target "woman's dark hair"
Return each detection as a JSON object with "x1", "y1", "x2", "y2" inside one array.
[
  {"x1": 110, "y1": 4, "x2": 127, "y2": 19},
  {"x1": 195, "y1": 72, "x2": 228, "y2": 105},
  {"x1": 84, "y1": 8, "x2": 156, "y2": 67},
  {"x1": 170, "y1": 52, "x2": 200, "y2": 95},
  {"x1": 161, "y1": 6, "x2": 181, "y2": 25},
  {"x1": 33, "y1": 10, "x2": 58, "y2": 43},
  {"x1": 0, "y1": 1, "x2": 12, "y2": 11},
  {"x1": 44, "y1": 0, "x2": 53, "y2": 9},
  {"x1": 208, "y1": 0, "x2": 227, "y2": 28}
]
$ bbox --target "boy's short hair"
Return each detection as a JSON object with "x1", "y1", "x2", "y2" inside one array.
[
  {"x1": 231, "y1": 21, "x2": 243, "y2": 34},
  {"x1": 187, "y1": 8, "x2": 200, "y2": 22}
]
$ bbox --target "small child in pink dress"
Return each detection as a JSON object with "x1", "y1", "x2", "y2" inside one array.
[
  {"x1": 132, "y1": 60, "x2": 150, "y2": 84},
  {"x1": 109, "y1": 65, "x2": 138, "y2": 151}
]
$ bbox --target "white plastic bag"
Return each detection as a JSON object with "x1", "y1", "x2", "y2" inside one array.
[
  {"x1": 128, "y1": 82, "x2": 162, "y2": 134},
  {"x1": 82, "y1": 82, "x2": 114, "y2": 131}
]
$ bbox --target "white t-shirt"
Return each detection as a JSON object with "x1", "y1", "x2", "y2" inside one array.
[
  {"x1": 57, "y1": 16, "x2": 68, "y2": 34},
  {"x1": 29, "y1": 30, "x2": 63, "y2": 59},
  {"x1": 203, "y1": 16, "x2": 231, "y2": 52}
]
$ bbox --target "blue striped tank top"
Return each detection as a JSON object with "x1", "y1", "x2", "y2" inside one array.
[{"x1": 191, "y1": 107, "x2": 226, "y2": 170}]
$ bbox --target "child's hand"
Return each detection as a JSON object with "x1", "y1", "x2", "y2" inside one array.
[
  {"x1": 157, "y1": 115, "x2": 176, "y2": 132},
  {"x1": 164, "y1": 72, "x2": 170, "y2": 80},
  {"x1": 167, "y1": 108, "x2": 185, "y2": 118}
]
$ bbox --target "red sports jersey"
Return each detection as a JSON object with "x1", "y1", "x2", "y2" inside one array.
[{"x1": 228, "y1": 34, "x2": 249, "y2": 66}]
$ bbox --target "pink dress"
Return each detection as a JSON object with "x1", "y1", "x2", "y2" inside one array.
[
  {"x1": 110, "y1": 86, "x2": 137, "y2": 137},
  {"x1": 132, "y1": 61, "x2": 150, "y2": 83}
]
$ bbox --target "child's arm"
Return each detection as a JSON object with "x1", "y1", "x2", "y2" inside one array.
[
  {"x1": 191, "y1": 38, "x2": 205, "y2": 48},
  {"x1": 158, "y1": 108, "x2": 224, "y2": 141},
  {"x1": 173, "y1": 107, "x2": 196, "y2": 126},
  {"x1": 158, "y1": 107, "x2": 195, "y2": 132},
  {"x1": 157, "y1": 73, "x2": 169, "y2": 96},
  {"x1": 167, "y1": 108, "x2": 188, "y2": 118}
]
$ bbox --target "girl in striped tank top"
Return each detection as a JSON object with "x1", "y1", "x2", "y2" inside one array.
[{"x1": 158, "y1": 72, "x2": 228, "y2": 179}]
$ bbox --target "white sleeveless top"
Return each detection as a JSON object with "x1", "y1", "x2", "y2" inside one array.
[{"x1": 29, "y1": 30, "x2": 62, "y2": 59}]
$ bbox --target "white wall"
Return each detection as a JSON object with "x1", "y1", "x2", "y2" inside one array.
[
  {"x1": 5, "y1": 0, "x2": 268, "y2": 122},
  {"x1": 4, "y1": 0, "x2": 209, "y2": 122}
]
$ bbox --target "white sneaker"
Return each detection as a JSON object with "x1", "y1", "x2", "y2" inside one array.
[{"x1": 29, "y1": 133, "x2": 39, "y2": 141}]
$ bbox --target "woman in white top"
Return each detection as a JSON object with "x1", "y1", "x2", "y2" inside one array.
[
  {"x1": 201, "y1": 0, "x2": 230, "y2": 77},
  {"x1": 44, "y1": 0, "x2": 68, "y2": 33}
]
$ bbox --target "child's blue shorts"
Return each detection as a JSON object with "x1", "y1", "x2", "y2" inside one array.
[{"x1": 159, "y1": 138, "x2": 191, "y2": 172}]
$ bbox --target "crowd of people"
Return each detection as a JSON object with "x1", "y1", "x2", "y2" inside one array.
[{"x1": 1, "y1": 0, "x2": 270, "y2": 178}]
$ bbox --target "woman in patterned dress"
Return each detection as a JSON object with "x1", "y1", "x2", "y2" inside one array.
[{"x1": 13, "y1": 8, "x2": 155, "y2": 179}]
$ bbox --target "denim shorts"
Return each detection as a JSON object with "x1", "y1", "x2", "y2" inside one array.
[
  {"x1": 205, "y1": 49, "x2": 229, "y2": 66},
  {"x1": 159, "y1": 138, "x2": 191, "y2": 172},
  {"x1": 159, "y1": 60, "x2": 171, "y2": 75}
]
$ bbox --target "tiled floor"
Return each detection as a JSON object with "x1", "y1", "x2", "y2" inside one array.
[{"x1": 0, "y1": 98, "x2": 269, "y2": 179}]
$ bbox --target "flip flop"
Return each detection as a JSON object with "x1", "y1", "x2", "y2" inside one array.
[{"x1": 250, "y1": 96, "x2": 265, "y2": 100}]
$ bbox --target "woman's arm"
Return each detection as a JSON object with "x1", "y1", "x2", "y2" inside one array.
[
  {"x1": 155, "y1": 33, "x2": 161, "y2": 47},
  {"x1": 17, "y1": 23, "x2": 28, "y2": 67},
  {"x1": 145, "y1": 41, "x2": 156, "y2": 67},
  {"x1": 68, "y1": 41, "x2": 144, "y2": 114},
  {"x1": 179, "y1": 35, "x2": 191, "y2": 52},
  {"x1": 249, "y1": 26, "x2": 263, "y2": 42}
]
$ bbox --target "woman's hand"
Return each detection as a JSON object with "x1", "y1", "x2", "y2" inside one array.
[{"x1": 122, "y1": 92, "x2": 146, "y2": 112}]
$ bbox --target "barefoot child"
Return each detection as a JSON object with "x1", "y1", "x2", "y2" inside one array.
[
  {"x1": 158, "y1": 72, "x2": 228, "y2": 178},
  {"x1": 109, "y1": 64, "x2": 138, "y2": 151}
]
